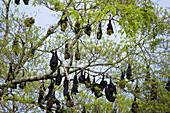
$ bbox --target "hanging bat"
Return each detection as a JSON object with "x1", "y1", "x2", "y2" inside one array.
[
  {"x1": 55, "y1": 67, "x2": 62, "y2": 85},
  {"x1": 99, "y1": 75, "x2": 107, "y2": 91},
  {"x1": 23, "y1": 0, "x2": 29, "y2": 5},
  {"x1": 71, "y1": 71, "x2": 79, "y2": 95},
  {"x1": 75, "y1": 40, "x2": 80, "y2": 60},
  {"x1": 105, "y1": 77, "x2": 116, "y2": 102},
  {"x1": 49, "y1": 51, "x2": 58, "y2": 72},
  {"x1": 65, "y1": 40, "x2": 70, "y2": 60},
  {"x1": 19, "y1": 69, "x2": 26, "y2": 89},
  {"x1": 45, "y1": 79, "x2": 55, "y2": 101},
  {"x1": 126, "y1": 63, "x2": 134, "y2": 82},
  {"x1": 131, "y1": 97, "x2": 138, "y2": 113},
  {"x1": 79, "y1": 70, "x2": 85, "y2": 84},
  {"x1": 107, "y1": 15, "x2": 113, "y2": 35},
  {"x1": 24, "y1": 17, "x2": 35, "y2": 27},
  {"x1": 38, "y1": 80, "x2": 46, "y2": 109},
  {"x1": 91, "y1": 76, "x2": 103, "y2": 98},
  {"x1": 165, "y1": 80, "x2": 170, "y2": 92},
  {"x1": 97, "y1": 21, "x2": 102, "y2": 40},
  {"x1": 119, "y1": 70, "x2": 125, "y2": 89},
  {"x1": 15, "y1": 0, "x2": 20, "y2": 5},
  {"x1": 63, "y1": 77, "x2": 69, "y2": 97},
  {"x1": 60, "y1": 12, "x2": 68, "y2": 32},
  {"x1": 12, "y1": 38, "x2": 19, "y2": 56},
  {"x1": 66, "y1": 94, "x2": 74, "y2": 107},
  {"x1": 85, "y1": 70, "x2": 91, "y2": 88},
  {"x1": 74, "y1": 22, "x2": 80, "y2": 34},
  {"x1": 84, "y1": 19, "x2": 91, "y2": 36}
]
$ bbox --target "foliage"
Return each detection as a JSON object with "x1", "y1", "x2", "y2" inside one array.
[{"x1": 0, "y1": 0, "x2": 169, "y2": 112}]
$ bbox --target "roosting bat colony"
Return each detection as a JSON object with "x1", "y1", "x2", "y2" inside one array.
[{"x1": 4, "y1": 1, "x2": 169, "y2": 113}]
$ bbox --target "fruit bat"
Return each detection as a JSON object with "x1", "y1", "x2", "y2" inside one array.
[
  {"x1": 97, "y1": 21, "x2": 102, "y2": 40},
  {"x1": 65, "y1": 40, "x2": 70, "y2": 60},
  {"x1": 75, "y1": 41, "x2": 80, "y2": 60},
  {"x1": 19, "y1": 70, "x2": 26, "y2": 89},
  {"x1": 99, "y1": 75, "x2": 107, "y2": 91},
  {"x1": 6, "y1": 63, "x2": 17, "y2": 89},
  {"x1": 145, "y1": 65, "x2": 151, "y2": 81},
  {"x1": 82, "y1": 106, "x2": 86, "y2": 113},
  {"x1": 24, "y1": 17, "x2": 35, "y2": 27},
  {"x1": 12, "y1": 38, "x2": 19, "y2": 56},
  {"x1": 107, "y1": 15, "x2": 113, "y2": 35},
  {"x1": 119, "y1": 70, "x2": 125, "y2": 89},
  {"x1": 60, "y1": 12, "x2": 68, "y2": 32},
  {"x1": 135, "y1": 80, "x2": 139, "y2": 98},
  {"x1": 45, "y1": 79, "x2": 55, "y2": 101},
  {"x1": 49, "y1": 51, "x2": 58, "y2": 72},
  {"x1": 30, "y1": 45, "x2": 35, "y2": 56},
  {"x1": 6, "y1": 63, "x2": 14, "y2": 82},
  {"x1": 150, "y1": 80, "x2": 157, "y2": 100},
  {"x1": 66, "y1": 94, "x2": 74, "y2": 107},
  {"x1": 15, "y1": 0, "x2": 20, "y2": 5},
  {"x1": 131, "y1": 97, "x2": 138, "y2": 113},
  {"x1": 91, "y1": 76, "x2": 96, "y2": 93},
  {"x1": 38, "y1": 80, "x2": 46, "y2": 109},
  {"x1": 71, "y1": 72, "x2": 79, "y2": 95},
  {"x1": 105, "y1": 77, "x2": 116, "y2": 102},
  {"x1": 55, "y1": 101, "x2": 61, "y2": 113},
  {"x1": 74, "y1": 22, "x2": 80, "y2": 34},
  {"x1": 84, "y1": 19, "x2": 91, "y2": 36},
  {"x1": 23, "y1": 0, "x2": 29, "y2": 5},
  {"x1": 91, "y1": 77, "x2": 103, "y2": 98},
  {"x1": 55, "y1": 67, "x2": 62, "y2": 85},
  {"x1": 85, "y1": 70, "x2": 91, "y2": 88},
  {"x1": 126, "y1": 64, "x2": 134, "y2": 82},
  {"x1": 63, "y1": 77, "x2": 69, "y2": 97},
  {"x1": 112, "y1": 108, "x2": 117, "y2": 113},
  {"x1": 79, "y1": 70, "x2": 85, "y2": 84},
  {"x1": 46, "y1": 97, "x2": 53, "y2": 113},
  {"x1": 165, "y1": 80, "x2": 170, "y2": 92}
]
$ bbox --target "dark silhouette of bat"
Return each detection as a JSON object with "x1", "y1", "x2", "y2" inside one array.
[
  {"x1": 15, "y1": 0, "x2": 20, "y2": 5},
  {"x1": 71, "y1": 72, "x2": 79, "y2": 95},
  {"x1": 6, "y1": 63, "x2": 17, "y2": 89},
  {"x1": 19, "y1": 69, "x2": 26, "y2": 89},
  {"x1": 63, "y1": 77, "x2": 69, "y2": 97},
  {"x1": 65, "y1": 40, "x2": 70, "y2": 60},
  {"x1": 79, "y1": 70, "x2": 85, "y2": 84},
  {"x1": 23, "y1": 0, "x2": 29, "y2": 5},
  {"x1": 24, "y1": 17, "x2": 35, "y2": 27},
  {"x1": 60, "y1": 12, "x2": 68, "y2": 32},
  {"x1": 82, "y1": 106, "x2": 86, "y2": 113},
  {"x1": 75, "y1": 40, "x2": 80, "y2": 60},
  {"x1": 120, "y1": 70, "x2": 125, "y2": 89},
  {"x1": 105, "y1": 77, "x2": 117, "y2": 102},
  {"x1": 131, "y1": 97, "x2": 138, "y2": 113},
  {"x1": 91, "y1": 77, "x2": 103, "y2": 98},
  {"x1": 85, "y1": 71, "x2": 91, "y2": 88},
  {"x1": 97, "y1": 21, "x2": 102, "y2": 40},
  {"x1": 74, "y1": 22, "x2": 80, "y2": 34},
  {"x1": 12, "y1": 38, "x2": 19, "y2": 56},
  {"x1": 84, "y1": 19, "x2": 91, "y2": 36},
  {"x1": 38, "y1": 80, "x2": 46, "y2": 109},
  {"x1": 126, "y1": 64, "x2": 134, "y2": 82},
  {"x1": 165, "y1": 80, "x2": 170, "y2": 92},
  {"x1": 55, "y1": 67, "x2": 62, "y2": 85},
  {"x1": 49, "y1": 51, "x2": 58, "y2": 72},
  {"x1": 107, "y1": 15, "x2": 113, "y2": 35},
  {"x1": 99, "y1": 75, "x2": 107, "y2": 91}
]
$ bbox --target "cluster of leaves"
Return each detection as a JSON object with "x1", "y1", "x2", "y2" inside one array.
[{"x1": 0, "y1": 0, "x2": 169, "y2": 112}]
